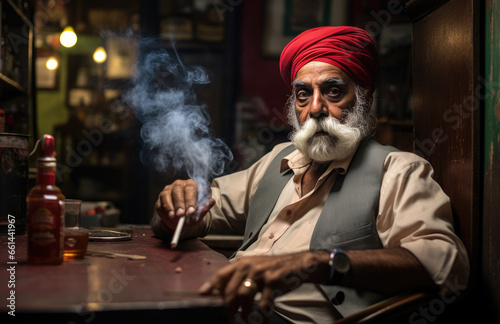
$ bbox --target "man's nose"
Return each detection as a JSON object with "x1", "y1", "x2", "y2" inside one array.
[{"x1": 309, "y1": 90, "x2": 328, "y2": 118}]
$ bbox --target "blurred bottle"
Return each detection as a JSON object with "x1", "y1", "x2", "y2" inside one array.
[
  {"x1": 27, "y1": 134, "x2": 65, "y2": 265},
  {"x1": 159, "y1": 0, "x2": 194, "y2": 40},
  {"x1": 195, "y1": 1, "x2": 225, "y2": 42}
]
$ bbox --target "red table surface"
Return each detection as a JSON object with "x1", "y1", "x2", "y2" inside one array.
[{"x1": 1, "y1": 226, "x2": 230, "y2": 323}]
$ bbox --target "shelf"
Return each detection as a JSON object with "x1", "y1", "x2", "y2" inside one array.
[
  {"x1": 1, "y1": 0, "x2": 32, "y2": 102},
  {"x1": 143, "y1": 38, "x2": 228, "y2": 53},
  {"x1": 0, "y1": 72, "x2": 27, "y2": 97},
  {"x1": 5, "y1": 0, "x2": 33, "y2": 29}
]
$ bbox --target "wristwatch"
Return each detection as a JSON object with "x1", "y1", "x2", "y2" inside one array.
[{"x1": 327, "y1": 248, "x2": 351, "y2": 285}]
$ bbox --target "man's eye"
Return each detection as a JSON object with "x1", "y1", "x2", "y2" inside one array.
[
  {"x1": 327, "y1": 87, "x2": 342, "y2": 97},
  {"x1": 297, "y1": 91, "x2": 310, "y2": 99}
]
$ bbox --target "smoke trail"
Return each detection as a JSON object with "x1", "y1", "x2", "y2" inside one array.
[{"x1": 123, "y1": 39, "x2": 233, "y2": 205}]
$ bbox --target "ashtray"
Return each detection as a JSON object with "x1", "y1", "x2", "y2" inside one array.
[{"x1": 88, "y1": 229, "x2": 132, "y2": 241}]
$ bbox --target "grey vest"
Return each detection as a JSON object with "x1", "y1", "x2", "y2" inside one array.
[{"x1": 239, "y1": 138, "x2": 398, "y2": 317}]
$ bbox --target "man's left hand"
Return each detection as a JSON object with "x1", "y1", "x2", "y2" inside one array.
[{"x1": 198, "y1": 251, "x2": 330, "y2": 321}]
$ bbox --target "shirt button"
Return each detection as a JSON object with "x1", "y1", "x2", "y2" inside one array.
[{"x1": 268, "y1": 233, "x2": 274, "y2": 239}]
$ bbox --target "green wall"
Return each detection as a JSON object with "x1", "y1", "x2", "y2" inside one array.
[
  {"x1": 483, "y1": 0, "x2": 500, "y2": 321},
  {"x1": 36, "y1": 35, "x2": 103, "y2": 137}
]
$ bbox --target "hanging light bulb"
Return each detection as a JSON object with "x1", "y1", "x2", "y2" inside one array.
[
  {"x1": 93, "y1": 46, "x2": 107, "y2": 63},
  {"x1": 46, "y1": 57, "x2": 59, "y2": 70},
  {"x1": 60, "y1": 26, "x2": 77, "y2": 48}
]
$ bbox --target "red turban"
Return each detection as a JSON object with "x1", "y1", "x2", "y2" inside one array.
[{"x1": 279, "y1": 26, "x2": 378, "y2": 94}]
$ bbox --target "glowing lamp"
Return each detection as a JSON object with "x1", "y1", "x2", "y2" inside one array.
[
  {"x1": 93, "y1": 46, "x2": 107, "y2": 63},
  {"x1": 46, "y1": 57, "x2": 58, "y2": 70},
  {"x1": 60, "y1": 26, "x2": 77, "y2": 48}
]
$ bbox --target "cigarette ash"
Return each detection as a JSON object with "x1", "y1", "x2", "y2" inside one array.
[{"x1": 123, "y1": 39, "x2": 233, "y2": 204}]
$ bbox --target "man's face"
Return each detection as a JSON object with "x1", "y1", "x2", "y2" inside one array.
[
  {"x1": 289, "y1": 61, "x2": 369, "y2": 162},
  {"x1": 292, "y1": 61, "x2": 356, "y2": 124}
]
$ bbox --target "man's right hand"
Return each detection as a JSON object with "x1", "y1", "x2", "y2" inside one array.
[{"x1": 155, "y1": 179, "x2": 215, "y2": 232}]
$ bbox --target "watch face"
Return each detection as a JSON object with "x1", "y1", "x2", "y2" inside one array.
[{"x1": 334, "y1": 253, "x2": 350, "y2": 274}]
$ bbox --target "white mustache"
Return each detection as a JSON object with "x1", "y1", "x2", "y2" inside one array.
[
  {"x1": 300, "y1": 117, "x2": 357, "y2": 142},
  {"x1": 291, "y1": 117, "x2": 362, "y2": 162}
]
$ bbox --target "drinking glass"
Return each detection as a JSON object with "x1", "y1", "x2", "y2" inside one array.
[{"x1": 63, "y1": 199, "x2": 89, "y2": 260}]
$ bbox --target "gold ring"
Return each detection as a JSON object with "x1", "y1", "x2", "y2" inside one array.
[{"x1": 243, "y1": 278, "x2": 258, "y2": 291}]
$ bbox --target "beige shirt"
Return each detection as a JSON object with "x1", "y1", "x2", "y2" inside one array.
[{"x1": 203, "y1": 142, "x2": 470, "y2": 322}]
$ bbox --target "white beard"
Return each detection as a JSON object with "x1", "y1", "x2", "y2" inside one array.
[
  {"x1": 288, "y1": 85, "x2": 376, "y2": 162},
  {"x1": 291, "y1": 116, "x2": 362, "y2": 162}
]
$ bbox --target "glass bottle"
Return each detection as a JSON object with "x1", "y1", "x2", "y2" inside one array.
[{"x1": 27, "y1": 134, "x2": 65, "y2": 265}]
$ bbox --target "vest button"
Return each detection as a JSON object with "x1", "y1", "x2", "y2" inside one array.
[
  {"x1": 268, "y1": 233, "x2": 274, "y2": 239},
  {"x1": 331, "y1": 291, "x2": 345, "y2": 305}
]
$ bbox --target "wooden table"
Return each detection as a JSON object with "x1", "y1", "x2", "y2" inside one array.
[{"x1": 1, "y1": 226, "x2": 230, "y2": 323}]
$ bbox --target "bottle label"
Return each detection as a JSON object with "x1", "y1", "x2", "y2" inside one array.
[
  {"x1": 32, "y1": 207, "x2": 55, "y2": 225},
  {"x1": 30, "y1": 231, "x2": 56, "y2": 244},
  {"x1": 28, "y1": 202, "x2": 63, "y2": 257}
]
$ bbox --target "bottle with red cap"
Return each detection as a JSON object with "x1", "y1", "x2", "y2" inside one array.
[{"x1": 27, "y1": 134, "x2": 65, "y2": 265}]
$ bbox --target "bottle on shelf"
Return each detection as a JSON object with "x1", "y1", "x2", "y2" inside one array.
[{"x1": 27, "y1": 134, "x2": 65, "y2": 265}]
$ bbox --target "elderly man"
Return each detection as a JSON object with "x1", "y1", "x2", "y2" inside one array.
[{"x1": 151, "y1": 26, "x2": 469, "y2": 323}]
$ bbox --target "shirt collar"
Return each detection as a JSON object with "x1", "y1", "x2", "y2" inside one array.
[{"x1": 279, "y1": 141, "x2": 361, "y2": 175}]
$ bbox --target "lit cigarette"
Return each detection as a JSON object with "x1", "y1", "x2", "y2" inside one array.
[{"x1": 170, "y1": 216, "x2": 185, "y2": 249}]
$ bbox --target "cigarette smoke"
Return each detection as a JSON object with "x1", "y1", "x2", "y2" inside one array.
[{"x1": 123, "y1": 39, "x2": 233, "y2": 205}]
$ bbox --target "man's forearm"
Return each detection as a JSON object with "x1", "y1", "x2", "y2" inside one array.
[
  {"x1": 344, "y1": 247, "x2": 437, "y2": 294},
  {"x1": 307, "y1": 247, "x2": 437, "y2": 295}
]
